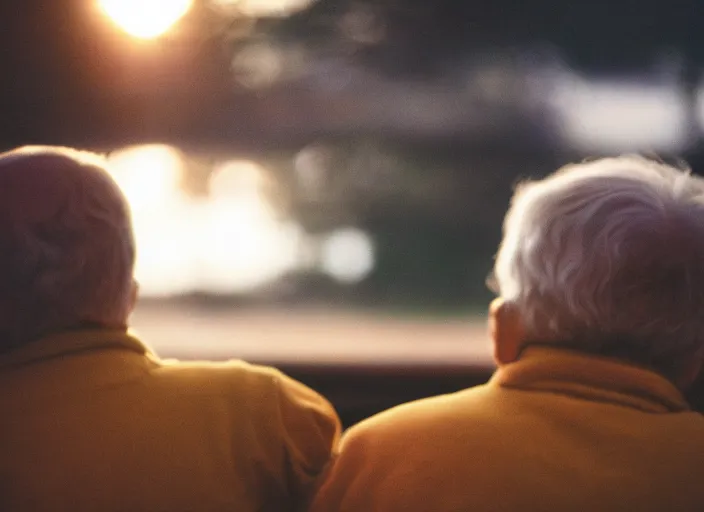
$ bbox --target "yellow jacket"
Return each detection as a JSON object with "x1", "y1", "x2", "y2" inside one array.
[
  {"x1": 310, "y1": 347, "x2": 704, "y2": 512},
  {"x1": 0, "y1": 328, "x2": 340, "y2": 512}
]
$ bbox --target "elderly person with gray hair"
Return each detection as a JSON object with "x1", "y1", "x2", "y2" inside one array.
[
  {"x1": 310, "y1": 156, "x2": 704, "y2": 512},
  {"x1": 0, "y1": 146, "x2": 340, "y2": 512}
]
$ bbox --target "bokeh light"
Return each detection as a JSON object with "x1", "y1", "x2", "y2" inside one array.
[
  {"x1": 106, "y1": 144, "x2": 185, "y2": 212},
  {"x1": 208, "y1": 160, "x2": 269, "y2": 199},
  {"x1": 320, "y1": 228, "x2": 375, "y2": 284},
  {"x1": 98, "y1": 0, "x2": 193, "y2": 40},
  {"x1": 552, "y1": 75, "x2": 687, "y2": 152},
  {"x1": 199, "y1": 160, "x2": 299, "y2": 293},
  {"x1": 294, "y1": 144, "x2": 330, "y2": 199},
  {"x1": 231, "y1": 43, "x2": 286, "y2": 89},
  {"x1": 105, "y1": 147, "x2": 374, "y2": 298},
  {"x1": 212, "y1": 0, "x2": 316, "y2": 17},
  {"x1": 197, "y1": 203, "x2": 301, "y2": 293},
  {"x1": 106, "y1": 145, "x2": 193, "y2": 297},
  {"x1": 131, "y1": 203, "x2": 201, "y2": 297}
]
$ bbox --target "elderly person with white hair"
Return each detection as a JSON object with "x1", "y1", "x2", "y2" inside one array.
[
  {"x1": 310, "y1": 156, "x2": 704, "y2": 512},
  {"x1": 0, "y1": 146, "x2": 340, "y2": 512}
]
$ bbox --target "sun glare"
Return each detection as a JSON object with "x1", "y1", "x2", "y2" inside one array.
[
  {"x1": 213, "y1": 0, "x2": 315, "y2": 17},
  {"x1": 98, "y1": 0, "x2": 194, "y2": 39},
  {"x1": 104, "y1": 145, "x2": 374, "y2": 298},
  {"x1": 199, "y1": 160, "x2": 295, "y2": 293},
  {"x1": 106, "y1": 144, "x2": 185, "y2": 212},
  {"x1": 209, "y1": 160, "x2": 269, "y2": 199}
]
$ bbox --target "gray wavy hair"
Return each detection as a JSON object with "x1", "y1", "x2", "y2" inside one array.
[
  {"x1": 0, "y1": 146, "x2": 135, "y2": 351},
  {"x1": 493, "y1": 156, "x2": 704, "y2": 379}
]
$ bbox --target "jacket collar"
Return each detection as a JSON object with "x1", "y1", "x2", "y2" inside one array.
[
  {"x1": 0, "y1": 328, "x2": 152, "y2": 371},
  {"x1": 491, "y1": 346, "x2": 691, "y2": 413}
]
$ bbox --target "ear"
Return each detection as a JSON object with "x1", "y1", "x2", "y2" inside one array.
[
  {"x1": 128, "y1": 279, "x2": 139, "y2": 315},
  {"x1": 489, "y1": 298, "x2": 525, "y2": 366}
]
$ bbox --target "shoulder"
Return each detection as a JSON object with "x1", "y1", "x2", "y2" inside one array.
[
  {"x1": 149, "y1": 357, "x2": 338, "y2": 430},
  {"x1": 150, "y1": 358, "x2": 341, "y2": 490},
  {"x1": 343, "y1": 384, "x2": 496, "y2": 448},
  {"x1": 145, "y1": 356, "x2": 313, "y2": 415},
  {"x1": 309, "y1": 385, "x2": 497, "y2": 511},
  {"x1": 150, "y1": 356, "x2": 281, "y2": 389}
]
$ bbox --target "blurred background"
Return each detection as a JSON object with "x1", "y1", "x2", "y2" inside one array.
[{"x1": 2, "y1": 0, "x2": 704, "y2": 420}]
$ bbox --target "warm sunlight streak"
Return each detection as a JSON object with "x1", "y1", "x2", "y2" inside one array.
[
  {"x1": 212, "y1": 0, "x2": 315, "y2": 17},
  {"x1": 98, "y1": 0, "x2": 194, "y2": 39}
]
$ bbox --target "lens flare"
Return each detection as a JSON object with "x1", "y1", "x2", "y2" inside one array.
[{"x1": 98, "y1": 0, "x2": 193, "y2": 39}]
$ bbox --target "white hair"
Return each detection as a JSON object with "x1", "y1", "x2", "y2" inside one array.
[
  {"x1": 494, "y1": 155, "x2": 704, "y2": 378},
  {"x1": 0, "y1": 146, "x2": 135, "y2": 350}
]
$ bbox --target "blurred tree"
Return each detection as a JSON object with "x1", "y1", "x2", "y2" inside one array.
[
  {"x1": 269, "y1": 0, "x2": 704, "y2": 153},
  {"x1": 1, "y1": 0, "x2": 701, "y2": 148},
  {"x1": 273, "y1": 0, "x2": 702, "y2": 75}
]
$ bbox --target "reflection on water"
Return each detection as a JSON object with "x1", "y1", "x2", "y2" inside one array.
[{"x1": 106, "y1": 144, "x2": 376, "y2": 298}]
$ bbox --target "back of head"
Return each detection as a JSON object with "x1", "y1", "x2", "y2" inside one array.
[
  {"x1": 0, "y1": 146, "x2": 135, "y2": 352},
  {"x1": 493, "y1": 156, "x2": 704, "y2": 381}
]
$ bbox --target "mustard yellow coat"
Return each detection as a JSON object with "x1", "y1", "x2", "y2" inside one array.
[
  {"x1": 0, "y1": 329, "x2": 340, "y2": 512},
  {"x1": 310, "y1": 347, "x2": 704, "y2": 512}
]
